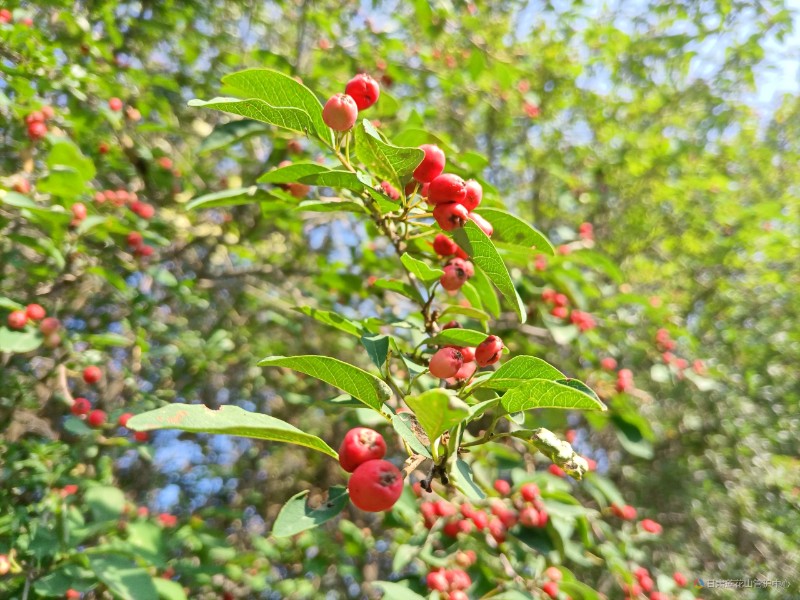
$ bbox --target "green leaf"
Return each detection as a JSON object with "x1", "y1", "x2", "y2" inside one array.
[
  {"x1": 185, "y1": 186, "x2": 278, "y2": 210},
  {"x1": 391, "y1": 413, "x2": 432, "y2": 458},
  {"x1": 258, "y1": 162, "x2": 332, "y2": 184},
  {"x1": 427, "y1": 328, "x2": 488, "y2": 347},
  {"x1": 361, "y1": 334, "x2": 390, "y2": 370},
  {"x1": 400, "y1": 253, "x2": 443, "y2": 282},
  {"x1": 47, "y1": 140, "x2": 96, "y2": 182},
  {"x1": 37, "y1": 167, "x2": 87, "y2": 197},
  {"x1": 475, "y1": 208, "x2": 554, "y2": 255},
  {"x1": 300, "y1": 170, "x2": 367, "y2": 193},
  {"x1": 258, "y1": 355, "x2": 391, "y2": 413},
  {"x1": 34, "y1": 564, "x2": 96, "y2": 596},
  {"x1": 198, "y1": 120, "x2": 269, "y2": 154},
  {"x1": 403, "y1": 389, "x2": 468, "y2": 442},
  {"x1": 188, "y1": 98, "x2": 320, "y2": 140},
  {"x1": 464, "y1": 258, "x2": 501, "y2": 317},
  {"x1": 296, "y1": 199, "x2": 365, "y2": 213},
  {"x1": 454, "y1": 221, "x2": 526, "y2": 322},
  {"x1": 372, "y1": 278, "x2": 424, "y2": 304},
  {"x1": 222, "y1": 68, "x2": 332, "y2": 144},
  {"x1": 127, "y1": 404, "x2": 338, "y2": 458},
  {"x1": 451, "y1": 458, "x2": 486, "y2": 501},
  {"x1": 272, "y1": 486, "x2": 350, "y2": 537},
  {"x1": 85, "y1": 486, "x2": 126, "y2": 522},
  {"x1": 372, "y1": 581, "x2": 427, "y2": 600},
  {"x1": 153, "y1": 579, "x2": 188, "y2": 600},
  {"x1": 353, "y1": 120, "x2": 425, "y2": 188},
  {"x1": 500, "y1": 379, "x2": 607, "y2": 413},
  {"x1": 479, "y1": 356, "x2": 565, "y2": 391},
  {"x1": 0, "y1": 326, "x2": 42, "y2": 353},
  {"x1": 89, "y1": 554, "x2": 158, "y2": 600},
  {"x1": 611, "y1": 414, "x2": 654, "y2": 459},
  {"x1": 439, "y1": 304, "x2": 491, "y2": 324},
  {"x1": 296, "y1": 307, "x2": 363, "y2": 337}
]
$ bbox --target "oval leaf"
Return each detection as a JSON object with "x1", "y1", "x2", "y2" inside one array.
[
  {"x1": 272, "y1": 486, "x2": 350, "y2": 537},
  {"x1": 127, "y1": 404, "x2": 338, "y2": 458},
  {"x1": 500, "y1": 379, "x2": 607, "y2": 413},
  {"x1": 475, "y1": 208, "x2": 554, "y2": 255},
  {"x1": 478, "y1": 356, "x2": 565, "y2": 391},
  {"x1": 403, "y1": 389, "x2": 468, "y2": 442},
  {"x1": 354, "y1": 120, "x2": 424, "y2": 188}
]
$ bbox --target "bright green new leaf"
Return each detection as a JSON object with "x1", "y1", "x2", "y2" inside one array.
[
  {"x1": 428, "y1": 328, "x2": 489, "y2": 347},
  {"x1": 475, "y1": 208, "x2": 554, "y2": 255},
  {"x1": 500, "y1": 379, "x2": 607, "y2": 413},
  {"x1": 400, "y1": 253, "x2": 443, "y2": 282},
  {"x1": 353, "y1": 120, "x2": 425, "y2": 188},
  {"x1": 403, "y1": 389, "x2": 468, "y2": 442},
  {"x1": 478, "y1": 356, "x2": 565, "y2": 391},
  {"x1": 272, "y1": 486, "x2": 350, "y2": 537}
]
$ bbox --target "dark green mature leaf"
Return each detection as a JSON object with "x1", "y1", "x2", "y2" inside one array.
[
  {"x1": 222, "y1": 68, "x2": 332, "y2": 144},
  {"x1": 272, "y1": 486, "x2": 350, "y2": 537},
  {"x1": 478, "y1": 356, "x2": 565, "y2": 391},
  {"x1": 361, "y1": 334, "x2": 390, "y2": 370},
  {"x1": 185, "y1": 186, "x2": 278, "y2": 210},
  {"x1": 0, "y1": 327, "x2": 42, "y2": 353},
  {"x1": 428, "y1": 328, "x2": 488, "y2": 347},
  {"x1": 127, "y1": 404, "x2": 338, "y2": 458},
  {"x1": 400, "y1": 253, "x2": 443, "y2": 282},
  {"x1": 500, "y1": 379, "x2": 607, "y2": 413},
  {"x1": 198, "y1": 120, "x2": 269, "y2": 154},
  {"x1": 453, "y1": 222, "x2": 526, "y2": 322},
  {"x1": 188, "y1": 98, "x2": 318, "y2": 138},
  {"x1": 475, "y1": 208, "x2": 554, "y2": 255},
  {"x1": 403, "y1": 389, "x2": 468, "y2": 441},
  {"x1": 258, "y1": 355, "x2": 391, "y2": 412},
  {"x1": 88, "y1": 554, "x2": 158, "y2": 600},
  {"x1": 85, "y1": 486, "x2": 126, "y2": 522},
  {"x1": 353, "y1": 120, "x2": 425, "y2": 188}
]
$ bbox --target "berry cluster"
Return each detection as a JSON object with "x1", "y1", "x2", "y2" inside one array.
[
  {"x1": 428, "y1": 333, "x2": 504, "y2": 382},
  {"x1": 92, "y1": 187, "x2": 155, "y2": 256},
  {"x1": 656, "y1": 328, "x2": 706, "y2": 379},
  {"x1": 621, "y1": 564, "x2": 679, "y2": 600},
  {"x1": 322, "y1": 73, "x2": 380, "y2": 131},
  {"x1": 541, "y1": 288, "x2": 570, "y2": 319},
  {"x1": 432, "y1": 235, "x2": 475, "y2": 293},
  {"x1": 25, "y1": 106, "x2": 55, "y2": 141},
  {"x1": 616, "y1": 368, "x2": 634, "y2": 393},
  {"x1": 338, "y1": 428, "x2": 403, "y2": 512},
  {"x1": 425, "y1": 567, "x2": 472, "y2": 599}
]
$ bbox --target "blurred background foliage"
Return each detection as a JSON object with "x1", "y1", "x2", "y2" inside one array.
[{"x1": 1, "y1": 0, "x2": 798, "y2": 598}]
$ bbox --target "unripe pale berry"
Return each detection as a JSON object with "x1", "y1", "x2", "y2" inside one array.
[
  {"x1": 87, "y1": 409, "x2": 106, "y2": 427},
  {"x1": 475, "y1": 335, "x2": 503, "y2": 367},
  {"x1": 440, "y1": 262, "x2": 468, "y2": 291},
  {"x1": 433, "y1": 202, "x2": 468, "y2": 231},
  {"x1": 428, "y1": 173, "x2": 467, "y2": 205},
  {"x1": 338, "y1": 427, "x2": 387, "y2": 472},
  {"x1": 468, "y1": 211, "x2": 493, "y2": 237},
  {"x1": 429, "y1": 347, "x2": 463, "y2": 379},
  {"x1": 432, "y1": 233, "x2": 458, "y2": 256},
  {"x1": 322, "y1": 93, "x2": 358, "y2": 131},
  {"x1": 71, "y1": 397, "x2": 91, "y2": 416},
  {"x1": 83, "y1": 366, "x2": 103, "y2": 385},
  {"x1": 348, "y1": 459, "x2": 403, "y2": 512},
  {"x1": 413, "y1": 144, "x2": 446, "y2": 183},
  {"x1": 8, "y1": 310, "x2": 28, "y2": 330},
  {"x1": 345, "y1": 74, "x2": 380, "y2": 110},
  {"x1": 26, "y1": 304, "x2": 46, "y2": 320},
  {"x1": 545, "y1": 566, "x2": 562, "y2": 582},
  {"x1": 39, "y1": 317, "x2": 60, "y2": 335},
  {"x1": 109, "y1": 97, "x2": 123, "y2": 111},
  {"x1": 462, "y1": 180, "x2": 482, "y2": 211}
]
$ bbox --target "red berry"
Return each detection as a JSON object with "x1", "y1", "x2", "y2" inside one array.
[
  {"x1": 109, "y1": 97, "x2": 123, "y2": 111},
  {"x1": 134, "y1": 431, "x2": 150, "y2": 442},
  {"x1": 468, "y1": 211, "x2": 493, "y2": 236},
  {"x1": 462, "y1": 180, "x2": 482, "y2": 211},
  {"x1": 87, "y1": 409, "x2": 106, "y2": 428},
  {"x1": 432, "y1": 233, "x2": 458, "y2": 256},
  {"x1": 548, "y1": 464, "x2": 566, "y2": 477},
  {"x1": 345, "y1": 74, "x2": 380, "y2": 110},
  {"x1": 12, "y1": 177, "x2": 31, "y2": 194},
  {"x1": 126, "y1": 231, "x2": 144, "y2": 248},
  {"x1": 433, "y1": 202, "x2": 468, "y2": 231},
  {"x1": 639, "y1": 575, "x2": 654, "y2": 592},
  {"x1": 600, "y1": 357, "x2": 617, "y2": 371},
  {"x1": 65, "y1": 590, "x2": 81, "y2": 600},
  {"x1": 25, "y1": 304, "x2": 46, "y2": 320},
  {"x1": 380, "y1": 180, "x2": 400, "y2": 201},
  {"x1": 545, "y1": 567, "x2": 562, "y2": 582},
  {"x1": 28, "y1": 121, "x2": 47, "y2": 140},
  {"x1": 428, "y1": 174, "x2": 467, "y2": 205},
  {"x1": 565, "y1": 429, "x2": 577, "y2": 443},
  {"x1": 440, "y1": 262, "x2": 469, "y2": 291},
  {"x1": 157, "y1": 156, "x2": 173, "y2": 170},
  {"x1": 488, "y1": 517, "x2": 506, "y2": 543},
  {"x1": 550, "y1": 306, "x2": 568, "y2": 319},
  {"x1": 26, "y1": 111, "x2": 45, "y2": 124},
  {"x1": 413, "y1": 144, "x2": 446, "y2": 183},
  {"x1": 135, "y1": 245, "x2": 154, "y2": 258},
  {"x1": 674, "y1": 572, "x2": 688, "y2": 587},
  {"x1": 0, "y1": 9, "x2": 11, "y2": 23},
  {"x1": 7, "y1": 310, "x2": 28, "y2": 330},
  {"x1": 454, "y1": 346, "x2": 475, "y2": 362},
  {"x1": 131, "y1": 201, "x2": 155, "y2": 219},
  {"x1": 98, "y1": 141, "x2": 110, "y2": 154},
  {"x1": 449, "y1": 361, "x2": 477, "y2": 382},
  {"x1": 158, "y1": 513, "x2": 177, "y2": 527},
  {"x1": 633, "y1": 567, "x2": 649, "y2": 579},
  {"x1": 322, "y1": 93, "x2": 358, "y2": 131},
  {"x1": 447, "y1": 569, "x2": 472, "y2": 590},
  {"x1": 41, "y1": 105, "x2": 55, "y2": 120},
  {"x1": 118, "y1": 413, "x2": 133, "y2": 428},
  {"x1": 611, "y1": 503, "x2": 637, "y2": 520},
  {"x1": 649, "y1": 593, "x2": 668, "y2": 600},
  {"x1": 71, "y1": 203, "x2": 87, "y2": 222},
  {"x1": 554, "y1": 293, "x2": 569, "y2": 307},
  {"x1": 542, "y1": 581, "x2": 559, "y2": 598},
  {"x1": 475, "y1": 335, "x2": 503, "y2": 367},
  {"x1": 448, "y1": 591, "x2": 468, "y2": 600},
  {"x1": 470, "y1": 510, "x2": 489, "y2": 530},
  {"x1": 534, "y1": 254, "x2": 547, "y2": 271},
  {"x1": 435, "y1": 501, "x2": 456, "y2": 518},
  {"x1": 39, "y1": 317, "x2": 60, "y2": 335},
  {"x1": 441, "y1": 320, "x2": 462, "y2": 330},
  {"x1": 520, "y1": 482, "x2": 540, "y2": 502},
  {"x1": 83, "y1": 366, "x2": 103, "y2": 385},
  {"x1": 426, "y1": 569, "x2": 448, "y2": 591},
  {"x1": 348, "y1": 459, "x2": 403, "y2": 512},
  {"x1": 519, "y1": 506, "x2": 541, "y2": 527},
  {"x1": 448, "y1": 257, "x2": 474, "y2": 278},
  {"x1": 71, "y1": 397, "x2": 91, "y2": 416},
  {"x1": 429, "y1": 347, "x2": 464, "y2": 379},
  {"x1": 622, "y1": 582, "x2": 641, "y2": 596},
  {"x1": 338, "y1": 427, "x2": 387, "y2": 473},
  {"x1": 640, "y1": 518, "x2": 662, "y2": 534}
]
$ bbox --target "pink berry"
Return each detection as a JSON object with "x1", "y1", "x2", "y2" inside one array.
[
  {"x1": 440, "y1": 262, "x2": 469, "y2": 291},
  {"x1": 322, "y1": 93, "x2": 358, "y2": 131},
  {"x1": 0, "y1": 9, "x2": 11, "y2": 23},
  {"x1": 87, "y1": 409, "x2": 106, "y2": 428},
  {"x1": 520, "y1": 482, "x2": 540, "y2": 502},
  {"x1": 640, "y1": 519, "x2": 662, "y2": 534},
  {"x1": 600, "y1": 357, "x2": 617, "y2": 371},
  {"x1": 71, "y1": 203, "x2": 87, "y2": 221},
  {"x1": 338, "y1": 427, "x2": 387, "y2": 473},
  {"x1": 348, "y1": 459, "x2": 403, "y2": 512},
  {"x1": 426, "y1": 570, "x2": 449, "y2": 591},
  {"x1": 39, "y1": 317, "x2": 60, "y2": 335},
  {"x1": 7, "y1": 310, "x2": 28, "y2": 330},
  {"x1": 413, "y1": 144, "x2": 446, "y2": 183},
  {"x1": 493, "y1": 479, "x2": 511, "y2": 495},
  {"x1": 83, "y1": 366, "x2": 102, "y2": 385},
  {"x1": 468, "y1": 211, "x2": 493, "y2": 236},
  {"x1": 433, "y1": 202, "x2": 468, "y2": 231},
  {"x1": 462, "y1": 180, "x2": 482, "y2": 211},
  {"x1": 475, "y1": 335, "x2": 503, "y2": 367},
  {"x1": 28, "y1": 121, "x2": 47, "y2": 140},
  {"x1": 545, "y1": 567, "x2": 562, "y2": 582},
  {"x1": 25, "y1": 304, "x2": 46, "y2": 320},
  {"x1": 345, "y1": 74, "x2": 380, "y2": 110},
  {"x1": 71, "y1": 397, "x2": 91, "y2": 416},
  {"x1": 109, "y1": 97, "x2": 123, "y2": 111},
  {"x1": 674, "y1": 572, "x2": 687, "y2": 587},
  {"x1": 449, "y1": 360, "x2": 476, "y2": 382},
  {"x1": 550, "y1": 306, "x2": 568, "y2": 319},
  {"x1": 429, "y1": 347, "x2": 464, "y2": 379},
  {"x1": 428, "y1": 173, "x2": 467, "y2": 205},
  {"x1": 548, "y1": 464, "x2": 566, "y2": 477},
  {"x1": 519, "y1": 506, "x2": 541, "y2": 527},
  {"x1": 542, "y1": 582, "x2": 559, "y2": 598}
]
